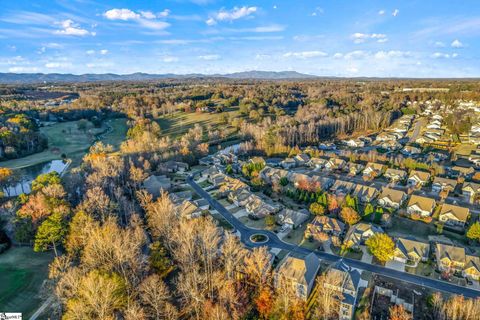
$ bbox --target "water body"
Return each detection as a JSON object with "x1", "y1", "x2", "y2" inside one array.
[{"x1": 3, "y1": 160, "x2": 69, "y2": 196}]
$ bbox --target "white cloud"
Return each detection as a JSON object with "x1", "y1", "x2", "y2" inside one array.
[
  {"x1": 86, "y1": 50, "x2": 95, "y2": 55},
  {"x1": 8, "y1": 66, "x2": 39, "y2": 72},
  {"x1": 432, "y1": 52, "x2": 452, "y2": 59},
  {"x1": 352, "y1": 33, "x2": 387, "y2": 44},
  {"x1": 347, "y1": 66, "x2": 359, "y2": 73},
  {"x1": 104, "y1": 8, "x2": 140, "y2": 20},
  {"x1": 100, "y1": 49, "x2": 109, "y2": 55},
  {"x1": 378, "y1": 10, "x2": 385, "y2": 15},
  {"x1": 392, "y1": 9, "x2": 399, "y2": 17},
  {"x1": 162, "y1": 56, "x2": 179, "y2": 63},
  {"x1": 311, "y1": 7, "x2": 324, "y2": 16},
  {"x1": 255, "y1": 54, "x2": 271, "y2": 60},
  {"x1": 374, "y1": 50, "x2": 411, "y2": 59},
  {"x1": 207, "y1": 6, "x2": 257, "y2": 25},
  {"x1": 104, "y1": 8, "x2": 170, "y2": 30},
  {"x1": 45, "y1": 62, "x2": 72, "y2": 68},
  {"x1": 333, "y1": 53, "x2": 343, "y2": 59},
  {"x1": 54, "y1": 19, "x2": 94, "y2": 36},
  {"x1": 451, "y1": 39, "x2": 463, "y2": 48},
  {"x1": 434, "y1": 41, "x2": 445, "y2": 48},
  {"x1": 344, "y1": 50, "x2": 368, "y2": 60},
  {"x1": 283, "y1": 51, "x2": 328, "y2": 59},
  {"x1": 198, "y1": 54, "x2": 220, "y2": 60}
]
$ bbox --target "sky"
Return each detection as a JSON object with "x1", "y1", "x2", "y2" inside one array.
[{"x1": 0, "y1": 0, "x2": 479, "y2": 77}]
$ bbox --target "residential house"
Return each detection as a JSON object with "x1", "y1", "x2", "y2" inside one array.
[
  {"x1": 245, "y1": 195, "x2": 281, "y2": 219},
  {"x1": 462, "y1": 182, "x2": 480, "y2": 204},
  {"x1": 259, "y1": 167, "x2": 289, "y2": 185},
  {"x1": 435, "y1": 244, "x2": 469, "y2": 276},
  {"x1": 438, "y1": 204, "x2": 470, "y2": 229},
  {"x1": 160, "y1": 160, "x2": 189, "y2": 173},
  {"x1": 348, "y1": 163, "x2": 365, "y2": 176},
  {"x1": 432, "y1": 177, "x2": 457, "y2": 194},
  {"x1": 202, "y1": 166, "x2": 221, "y2": 179},
  {"x1": 330, "y1": 180, "x2": 356, "y2": 196},
  {"x1": 274, "y1": 252, "x2": 321, "y2": 300},
  {"x1": 311, "y1": 176, "x2": 335, "y2": 191},
  {"x1": 450, "y1": 166, "x2": 476, "y2": 179},
  {"x1": 280, "y1": 158, "x2": 297, "y2": 169},
  {"x1": 218, "y1": 177, "x2": 249, "y2": 197},
  {"x1": 384, "y1": 168, "x2": 408, "y2": 183},
  {"x1": 352, "y1": 185, "x2": 379, "y2": 203},
  {"x1": 363, "y1": 162, "x2": 386, "y2": 178},
  {"x1": 277, "y1": 209, "x2": 310, "y2": 229},
  {"x1": 464, "y1": 256, "x2": 480, "y2": 281},
  {"x1": 407, "y1": 170, "x2": 431, "y2": 187},
  {"x1": 209, "y1": 172, "x2": 227, "y2": 187},
  {"x1": 406, "y1": 195, "x2": 436, "y2": 217},
  {"x1": 294, "y1": 153, "x2": 310, "y2": 166},
  {"x1": 305, "y1": 216, "x2": 345, "y2": 242},
  {"x1": 377, "y1": 188, "x2": 407, "y2": 210},
  {"x1": 344, "y1": 138, "x2": 365, "y2": 148},
  {"x1": 142, "y1": 175, "x2": 172, "y2": 199},
  {"x1": 323, "y1": 260, "x2": 361, "y2": 320},
  {"x1": 308, "y1": 157, "x2": 329, "y2": 170},
  {"x1": 401, "y1": 146, "x2": 421, "y2": 156},
  {"x1": 393, "y1": 237, "x2": 430, "y2": 266},
  {"x1": 228, "y1": 188, "x2": 253, "y2": 207},
  {"x1": 325, "y1": 158, "x2": 347, "y2": 171},
  {"x1": 344, "y1": 223, "x2": 383, "y2": 249},
  {"x1": 194, "y1": 199, "x2": 210, "y2": 211}
]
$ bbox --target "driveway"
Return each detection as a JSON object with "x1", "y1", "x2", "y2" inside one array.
[
  {"x1": 386, "y1": 260, "x2": 406, "y2": 272},
  {"x1": 233, "y1": 209, "x2": 248, "y2": 219},
  {"x1": 360, "y1": 246, "x2": 373, "y2": 263}
]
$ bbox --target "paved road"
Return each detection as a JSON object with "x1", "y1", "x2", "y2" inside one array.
[{"x1": 187, "y1": 174, "x2": 480, "y2": 298}]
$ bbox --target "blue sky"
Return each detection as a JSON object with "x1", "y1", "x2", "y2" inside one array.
[{"x1": 0, "y1": 0, "x2": 479, "y2": 77}]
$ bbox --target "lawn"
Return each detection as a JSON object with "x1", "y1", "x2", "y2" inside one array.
[
  {"x1": 156, "y1": 110, "x2": 239, "y2": 139},
  {"x1": 0, "y1": 246, "x2": 54, "y2": 318},
  {"x1": 0, "y1": 118, "x2": 128, "y2": 170}
]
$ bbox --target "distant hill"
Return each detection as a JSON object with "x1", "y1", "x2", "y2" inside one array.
[{"x1": 0, "y1": 71, "x2": 318, "y2": 84}]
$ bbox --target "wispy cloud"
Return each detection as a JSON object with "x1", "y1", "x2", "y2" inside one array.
[
  {"x1": 54, "y1": 19, "x2": 95, "y2": 36},
  {"x1": 431, "y1": 52, "x2": 458, "y2": 59},
  {"x1": 351, "y1": 33, "x2": 387, "y2": 43},
  {"x1": 206, "y1": 6, "x2": 258, "y2": 25},
  {"x1": 451, "y1": 39, "x2": 463, "y2": 48},
  {"x1": 283, "y1": 51, "x2": 328, "y2": 59},
  {"x1": 198, "y1": 54, "x2": 221, "y2": 61},
  {"x1": 392, "y1": 9, "x2": 400, "y2": 17},
  {"x1": 104, "y1": 8, "x2": 170, "y2": 30}
]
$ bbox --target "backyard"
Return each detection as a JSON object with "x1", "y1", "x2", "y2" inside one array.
[{"x1": 0, "y1": 246, "x2": 54, "y2": 318}]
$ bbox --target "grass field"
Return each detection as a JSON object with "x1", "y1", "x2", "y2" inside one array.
[
  {"x1": 0, "y1": 246, "x2": 54, "y2": 318},
  {"x1": 156, "y1": 110, "x2": 239, "y2": 139},
  {"x1": 0, "y1": 118, "x2": 128, "y2": 170}
]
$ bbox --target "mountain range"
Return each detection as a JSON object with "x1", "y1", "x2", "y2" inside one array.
[{"x1": 0, "y1": 71, "x2": 318, "y2": 84}]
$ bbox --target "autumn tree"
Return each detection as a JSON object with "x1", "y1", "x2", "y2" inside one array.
[
  {"x1": 340, "y1": 207, "x2": 361, "y2": 225},
  {"x1": 139, "y1": 274, "x2": 178, "y2": 320},
  {"x1": 365, "y1": 233, "x2": 395, "y2": 263},
  {"x1": 467, "y1": 222, "x2": 480, "y2": 242},
  {"x1": 310, "y1": 202, "x2": 325, "y2": 215},
  {"x1": 313, "y1": 271, "x2": 344, "y2": 320},
  {"x1": 389, "y1": 305, "x2": 412, "y2": 320}
]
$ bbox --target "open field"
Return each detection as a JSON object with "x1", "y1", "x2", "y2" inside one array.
[
  {"x1": 0, "y1": 118, "x2": 128, "y2": 170},
  {"x1": 0, "y1": 246, "x2": 54, "y2": 318},
  {"x1": 156, "y1": 109, "x2": 239, "y2": 139}
]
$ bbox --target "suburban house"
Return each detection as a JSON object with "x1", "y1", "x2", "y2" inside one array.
[
  {"x1": 208, "y1": 172, "x2": 228, "y2": 187},
  {"x1": 274, "y1": 252, "x2": 321, "y2": 300},
  {"x1": 435, "y1": 243, "x2": 480, "y2": 280},
  {"x1": 352, "y1": 185, "x2": 379, "y2": 203},
  {"x1": 330, "y1": 180, "x2": 356, "y2": 196},
  {"x1": 407, "y1": 170, "x2": 431, "y2": 187},
  {"x1": 202, "y1": 166, "x2": 221, "y2": 180},
  {"x1": 377, "y1": 188, "x2": 407, "y2": 210},
  {"x1": 228, "y1": 188, "x2": 254, "y2": 207},
  {"x1": 325, "y1": 158, "x2": 347, "y2": 171},
  {"x1": 218, "y1": 177, "x2": 249, "y2": 197},
  {"x1": 277, "y1": 208, "x2": 310, "y2": 229},
  {"x1": 438, "y1": 204, "x2": 470, "y2": 229},
  {"x1": 384, "y1": 168, "x2": 408, "y2": 183},
  {"x1": 160, "y1": 160, "x2": 190, "y2": 173},
  {"x1": 280, "y1": 158, "x2": 297, "y2": 169},
  {"x1": 311, "y1": 176, "x2": 335, "y2": 192},
  {"x1": 348, "y1": 163, "x2": 365, "y2": 176},
  {"x1": 323, "y1": 260, "x2": 361, "y2": 320},
  {"x1": 294, "y1": 153, "x2": 310, "y2": 166},
  {"x1": 462, "y1": 182, "x2": 480, "y2": 204},
  {"x1": 245, "y1": 195, "x2": 281, "y2": 219},
  {"x1": 363, "y1": 162, "x2": 386, "y2": 178},
  {"x1": 401, "y1": 146, "x2": 421, "y2": 156},
  {"x1": 305, "y1": 216, "x2": 345, "y2": 241},
  {"x1": 309, "y1": 157, "x2": 329, "y2": 170},
  {"x1": 142, "y1": 175, "x2": 172, "y2": 199},
  {"x1": 259, "y1": 166, "x2": 289, "y2": 185},
  {"x1": 344, "y1": 223, "x2": 383, "y2": 249},
  {"x1": 406, "y1": 195, "x2": 436, "y2": 217},
  {"x1": 432, "y1": 177, "x2": 458, "y2": 194},
  {"x1": 177, "y1": 200, "x2": 203, "y2": 219},
  {"x1": 450, "y1": 166, "x2": 476, "y2": 179},
  {"x1": 393, "y1": 237, "x2": 430, "y2": 266}
]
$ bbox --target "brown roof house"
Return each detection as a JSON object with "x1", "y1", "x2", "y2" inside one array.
[
  {"x1": 352, "y1": 184, "x2": 379, "y2": 203},
  {"x1": 406, "y1": 195, "x2": 436, "y2": 218},
  {"x1": 330, "y1": 180, "x2": 356, "y2": 196},
  {"x1": 305, "y1": 216, "x2": 345, "y2": 241},
  {"x1": 363, "y1": 162, "x2": 386, "y2": 178},
  {"x1": 393, "y1": 237, "x2": 430, "y2": 267},
  {"x1": 277, "y1": 208, "x2": 310, "y2": 229},
  {"x1": 432, "y1": 177, "x2": 457, "y2": 194},
  {"x1": 344, "y1": 223, "x2": 383, "y2": 249},
  {"x1": 435, "y1": 243, "x2": 480, "y2": 280},
  {"x1": 384, "y1": 168, "x2": 408, "y2": 183},
  {"x1": 438, "y1": 204, "x2": 470, "y2": 229},
  {"x1": 377, "y1": 188, "x2": 407, "y2": 210},
  {"x1": 142, "y1": 175, "x2": 172, "y2": 199},
  {"x1": 462, "y1": 182, "x2": 480, "y2": 204},
  {"x1": 274, "y1": 252, "x2": 321, "y2": 300},
  {"x1": 325, "y1": 157, "x2": 347, "y2": 171},
  {"x1": 348, "y1": 163, "x2": 365, "y2": 176},
  {"x1": 407, "y1": 170, "x2": 431, "y2": 188}
]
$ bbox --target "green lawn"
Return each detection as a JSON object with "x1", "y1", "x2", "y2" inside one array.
[
  {"x1": 156, "y1": 110, "x2": 239, "y2": 139},
  {"x1": 0, "y1": 118, "x2": 128, "y2": 170},
  {"x1": 0, "y1": 246, "x2": 54, "y2": 318}
]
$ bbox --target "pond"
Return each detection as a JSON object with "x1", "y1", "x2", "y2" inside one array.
[{"x1": 3, "y1": 160, "x2": 70, "y2": 196}]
